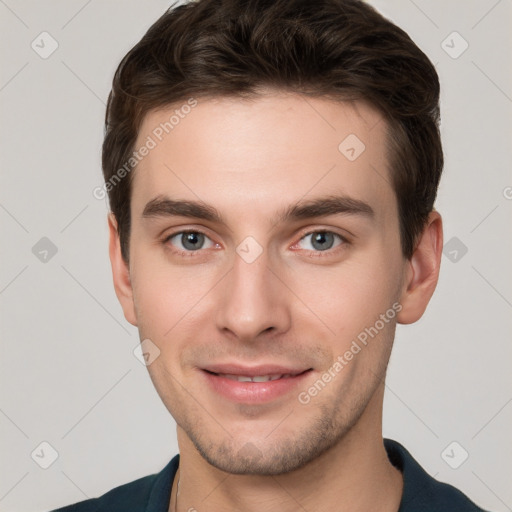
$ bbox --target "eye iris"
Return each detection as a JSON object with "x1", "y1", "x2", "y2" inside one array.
[
  {"x1": 182, "y1": 232, "x2": 204, "y2": 250},
  {"x1": 311, "y1": 232, "x2": 334, "y2": 251}
]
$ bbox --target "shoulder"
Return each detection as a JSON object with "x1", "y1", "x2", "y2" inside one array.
[
  {"x1": 49, "y1": 455, "x2": 179, "y2": 512},
  {"x1": 384, "y1": 438, "x2": 491, "y2": 512}
]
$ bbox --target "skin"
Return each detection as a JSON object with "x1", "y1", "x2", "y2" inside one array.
[{"x1": 108, "y1": 91, "x2": 443, "y2": 512}]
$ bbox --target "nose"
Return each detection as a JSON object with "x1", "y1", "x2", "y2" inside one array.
[{"x1": 215, "y1": 245, "x2": 291, "y2": 343}]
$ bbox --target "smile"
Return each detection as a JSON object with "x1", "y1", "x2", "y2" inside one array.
[
  {"x1": 201, "y1": 367, "x2": 313, "y2": 403},
  {"x1": 212, "y1": 372, "x2": 299, "y2": 382}
]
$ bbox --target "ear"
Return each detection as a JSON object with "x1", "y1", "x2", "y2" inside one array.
[
  {"x1": 108, "y1": 213, "x2": 137, "y2": 326},
  {"x1": 397, "y1": 210, "x2": 443, "y2": 325}
]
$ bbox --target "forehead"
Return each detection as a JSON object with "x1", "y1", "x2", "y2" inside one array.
[{"x1": 131, "y1": 93, "x2": 396, "y2": 228}]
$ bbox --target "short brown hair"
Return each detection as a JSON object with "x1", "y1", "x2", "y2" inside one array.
[{"x1": 102, "y1": 0, "x2": 443, "y2": 262}]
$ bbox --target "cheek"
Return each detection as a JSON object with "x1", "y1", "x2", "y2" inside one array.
[
  {"x1": 292, "y1": 256, "x2": 400, "y2": 342},
  {"x1": 130, "y1": 252, "x2": 217, "y2": 341}
]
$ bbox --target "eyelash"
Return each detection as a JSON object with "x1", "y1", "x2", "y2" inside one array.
[{"x1": 162, "y1": 229, "x2": 349, "y2": 258}]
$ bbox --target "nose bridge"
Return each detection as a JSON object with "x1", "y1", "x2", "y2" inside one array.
[{"x1": 215, "y1": 241, "x2": 289, "y2": 340}]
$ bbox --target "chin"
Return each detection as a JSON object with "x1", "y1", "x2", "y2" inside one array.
[{"x1": 187, "y1": 415, "x2": 347, "y2": 476}]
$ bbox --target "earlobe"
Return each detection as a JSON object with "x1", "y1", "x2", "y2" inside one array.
[
  {"x1": 397, "y1": 211, "x2": 443, "y2": 325},
  {"x1": 108, "y1": 213, "x2": 138, "y2": 326}
]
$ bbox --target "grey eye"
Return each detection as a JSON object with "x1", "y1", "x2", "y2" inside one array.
[
  {"x1": 168, "y1": 231, "x2": 215, "y2": 252},
  {"x1": 298, "y1": 232, "x2": 343, "y2": 252}
]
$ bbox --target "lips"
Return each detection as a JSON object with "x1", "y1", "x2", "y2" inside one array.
[
  {"x1": 200, "y1": 364, "x2": 312, "y2": 403},
  {"x1": 202, "y1": 363, "x2": 309, "y2": 377}
]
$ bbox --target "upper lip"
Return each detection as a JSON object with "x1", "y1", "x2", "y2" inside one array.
[{"x1": 201, "y1": 364, "x2": 311, "y2": 377}]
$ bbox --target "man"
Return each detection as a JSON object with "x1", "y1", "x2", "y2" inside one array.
[{"x1": 52, "y1": 0, "x2": 491, "y2": 510}]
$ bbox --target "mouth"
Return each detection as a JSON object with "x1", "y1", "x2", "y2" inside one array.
[
  {"x1": 204, "y1": 370, "x2": 307, "y2": 382},
  {"x1": 200, "y1": 365, "x2": 313, "y2": 403}
]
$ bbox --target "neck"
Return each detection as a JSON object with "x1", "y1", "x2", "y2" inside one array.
[{"x1": 169, "y1": 387, "x2": 403, "y2": 512}]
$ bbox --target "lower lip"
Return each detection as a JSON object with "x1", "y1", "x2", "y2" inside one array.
[{"x1": 201, "y1": 370, "x2": 312, "y2": 404}]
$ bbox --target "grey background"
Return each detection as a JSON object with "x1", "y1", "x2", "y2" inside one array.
[{"x1": 1, "y1": 1, "x2": 511, "y2": 511}]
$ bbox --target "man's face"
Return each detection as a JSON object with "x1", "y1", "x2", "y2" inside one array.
[{"x1": 121, "y1": 93, "x2": 409, "y2": 475}]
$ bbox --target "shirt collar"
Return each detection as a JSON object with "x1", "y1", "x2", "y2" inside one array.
[{"x1": 145, "y1": 438, "x2": 441, "y2": 512}]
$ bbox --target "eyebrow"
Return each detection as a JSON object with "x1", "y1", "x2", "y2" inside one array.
[{"x1": 141, "y1": 194, "x2": 375, "y2": 225}]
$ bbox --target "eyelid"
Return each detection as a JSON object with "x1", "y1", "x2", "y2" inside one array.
[
  {"x1": 161, "y1": 224, "x2": 216, "y2": 243},
  {"x1": 296, "y1": 226, "x2": 350, "y2": 242}
]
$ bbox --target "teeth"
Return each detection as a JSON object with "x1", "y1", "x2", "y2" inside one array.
[
  {"x1": 252, "y1": 375, "x2": 272, "y2": 382},
  {"x1": 222, "y1": 374, "x2": 287, "y2": 382}
]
